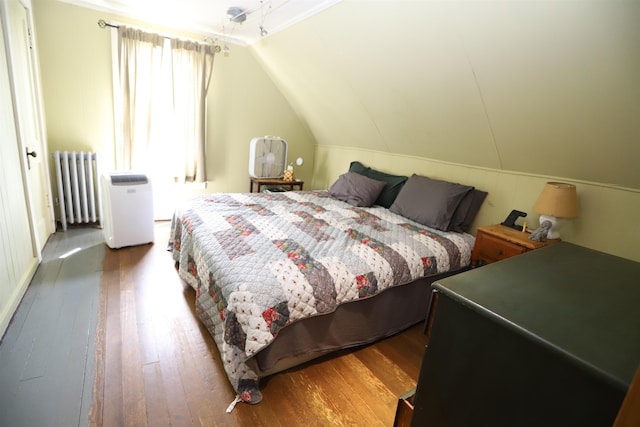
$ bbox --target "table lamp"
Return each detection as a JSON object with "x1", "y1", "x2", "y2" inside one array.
[{"x1": 532, "y1": 182, "x2": 579, "y2": 239}]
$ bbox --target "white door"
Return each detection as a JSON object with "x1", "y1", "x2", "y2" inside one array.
[
  {"x1": 0, "y1": 8, "x2": 39, "y2": 337},
  {"x1": 2, "y1": 0, "x2": 54, "y2": 251}
]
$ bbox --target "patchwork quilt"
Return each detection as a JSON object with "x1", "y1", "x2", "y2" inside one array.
[{"x1": 169, "y1": 191, "x2": 474, "y2": 404}]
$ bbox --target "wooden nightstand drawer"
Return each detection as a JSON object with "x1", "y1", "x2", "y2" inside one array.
[
  {"x1": 475, "y1": 233, "x2": 527, "y2": 263},
  {"x1": 471, "y1": 224, "x2": 559, "y2": 267}
]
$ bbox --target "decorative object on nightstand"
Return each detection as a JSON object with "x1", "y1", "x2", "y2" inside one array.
[
  {"x1": 471, "y1": 224, "x2": 559, "y2": 267},
  {"x1": 532, "y1": 182, "x2": 579, "y2": 239},
  {"x1": 501, "y1": 209, "x2": 528, "y2": 230},
  {"x1": 529, "y1": 220, "x2": 552, "y2": 242},
  {"x1": 283, "y1": 157, "x2": 303, "y2": 182}
]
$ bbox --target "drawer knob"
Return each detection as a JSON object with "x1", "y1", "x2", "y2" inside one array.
[{"x1": 495, "y1": 249, "x2": 503, "y2": 256}]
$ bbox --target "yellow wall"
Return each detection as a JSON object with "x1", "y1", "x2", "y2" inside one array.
[
  {"x1": 32, "y1": 0, "x2": 316, "y2": 199},
  {"x1": 313, "y1": 146, "x2": 640, "y2": 262}
]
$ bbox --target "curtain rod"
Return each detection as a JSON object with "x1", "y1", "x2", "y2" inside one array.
[{"x1": 97, "y1": 19, "x2": 221, "y2": 52}]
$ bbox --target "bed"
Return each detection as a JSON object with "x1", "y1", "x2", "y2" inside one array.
[{"x1": 169, "y1": 164, "x2": 486, "y2": 405}]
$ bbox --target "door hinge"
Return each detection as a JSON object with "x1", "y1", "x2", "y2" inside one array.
[{"x1": 27, "y1": 27, "x2": 33, "y2": 50}]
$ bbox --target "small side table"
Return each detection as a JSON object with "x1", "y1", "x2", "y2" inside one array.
[
  {"x1": 471, "y1": 224, "x2": 559, "y2": 267},
  {"x1": 249, "y1": 177, "x2": 304, "y2": 193}
]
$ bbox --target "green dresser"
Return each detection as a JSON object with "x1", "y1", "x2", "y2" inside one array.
[{"x1": 411, "y1": 242, "x2": 640, "y2": 426}]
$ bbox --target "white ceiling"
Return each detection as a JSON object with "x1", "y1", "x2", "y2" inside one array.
[{"x1": 58, "y1": 0, "x2": 341, "y2": 45}]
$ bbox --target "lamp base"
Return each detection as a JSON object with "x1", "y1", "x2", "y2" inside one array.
[{"x1": 539, "y1": 215, "x2": 560, "y2": 239}]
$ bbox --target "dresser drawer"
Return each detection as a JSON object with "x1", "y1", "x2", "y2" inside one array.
[
  {"x1": 475, "y1": 232, "x2": 527, "y2": 263},
  {"x1": 393, "y1": 389, "x2": 415, "y2": 427}
]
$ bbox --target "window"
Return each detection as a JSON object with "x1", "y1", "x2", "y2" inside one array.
[{"x1": 113, "y1": 27, "x2": 216, "y2": 187}]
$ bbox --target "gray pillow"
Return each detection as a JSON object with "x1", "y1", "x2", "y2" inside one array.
[
  {"x1": 449, "y1": 189, "x2": 488, "y2": 232},
  {"x1": 348, "y1": 161, "x2": 408, "y2": 208},
  {"x1": 328, "y1": 172, "x2": 387, "y2": 207},
  {"x1": 389, "y1": 174, "x2": 474, "y2": 230}
]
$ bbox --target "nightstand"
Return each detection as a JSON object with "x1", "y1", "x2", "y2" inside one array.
[
  {"x1": 249, "y1": 177, "x2": 304, "y2": 193},
  {"x1": 471, "y1": 224, "x2": 559, "y2": 267}
]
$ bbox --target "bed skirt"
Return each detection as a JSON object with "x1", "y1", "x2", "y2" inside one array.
[{"x1": 244, "y1": 269, "x2": 467, "y2": 378}]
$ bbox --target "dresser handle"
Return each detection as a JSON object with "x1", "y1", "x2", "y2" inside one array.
[{"x1": 496, "y1": 249, "x2": 503, "y2": 256}]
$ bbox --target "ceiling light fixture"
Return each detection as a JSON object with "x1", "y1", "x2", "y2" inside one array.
[
  {"x1": 258, "y1": 0, "x2": 272, "y2": 38},
  {"x1": 226, "y1": 6, "x2": 247, "y2": 23}
]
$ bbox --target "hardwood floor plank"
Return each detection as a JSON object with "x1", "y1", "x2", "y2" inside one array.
[
  {"x1": 89, "y1": 244, "x2": 109, "y2": 427},
  {"x1": 378, "y1": 325, "x2": 428, "y2": 370},
  {"x1": 142, "y1": 361, "x2": 171, "y2": 426},
  {"x1": 102, "y1": 248, "x2": 124, "y2": 426},
  {"x1": 121, "y1": 288, "x2": 148, "y2": 426},
  {"x1": 121, "y1": 244, "x2": 150, "y2": 426},
  {"x1": 151, "y1": 311, "x2": 195, "y2": 426},
  {"x1": 255, "y1": 372, "x2": 319, "y2": 426},
  {"x1": 288, "y1": 369, "x2": 349, "y2": 426},
  {"x1": 331, "y1": 353, "x2": 399, "y2": 425},
  {"x1": 169, "y1": 317, "x2": 218, "y2": 425},
  {"x1": 298, "y1": 358, "x2": 385, "y2": 426},
  {"x1": 354, "y1": 342, "x2": 421, "y2": 397}
]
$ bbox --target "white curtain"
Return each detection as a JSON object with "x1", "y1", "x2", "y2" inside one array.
[
  {"x1": 170, "y1": 39, "x2": 216, "y2": 183},
  {"x1": 117, "y1": 27, "x2": 164, "y2": 173},
  {"x1": 117, "y1": 27, "x2": 216, "y2": 184}
]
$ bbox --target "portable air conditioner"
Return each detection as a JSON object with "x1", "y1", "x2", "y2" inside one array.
[
  {"x1": 248, "y1": 136, "x2": 288, "y2": 178},
  {"x1": 101, "y1": 172, "x2": 154, "y2": 249}
]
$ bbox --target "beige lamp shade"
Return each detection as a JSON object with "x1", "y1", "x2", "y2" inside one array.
[{"x1": 533, "y1": 182, "x2": 579, "y2": 218}]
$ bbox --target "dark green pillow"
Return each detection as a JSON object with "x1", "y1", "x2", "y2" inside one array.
[{"x1": 348, "y1": 161, "x2": 408, "y2": 208}]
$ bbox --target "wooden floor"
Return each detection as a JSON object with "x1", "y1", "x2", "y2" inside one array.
[{"x1": 1, "y1": 223, "x2": 429, "y2": 426}]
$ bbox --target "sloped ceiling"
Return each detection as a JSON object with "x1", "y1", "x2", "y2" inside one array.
[{"x1": 251, "y1": 1, "x2": 640, "y2": 189}]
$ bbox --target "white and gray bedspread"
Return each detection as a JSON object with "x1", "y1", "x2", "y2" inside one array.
[{"x1": 169, "y1": 190, "x2": 475, "y2": 403}]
